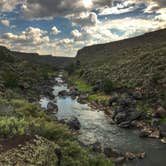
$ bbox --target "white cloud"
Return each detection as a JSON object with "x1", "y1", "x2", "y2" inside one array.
[
  {"x1": 0, "y1": 0, "x2": 21, "y2": 12},
  {"x1": 72, "y1": 12, "x2": 100, "y2": 27},
  {"x1": 51, "y1": 26, "x2": 60, "y2": 35},
  {"x1": 2, "y1": 27, "x2": 49, "y2": 45},
  {"x1": 71, "y1": 29, "x2": 82, "y2": 38},
  {"x1": 59, "y1": 38, "x2": 74, "y2": 45},
  {"x1": 1, "y1": 19, "x2": 10, "y2": 27}
]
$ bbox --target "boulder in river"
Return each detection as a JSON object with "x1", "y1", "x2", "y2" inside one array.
[
  {"x1": 149, "y1": 130, "x2": 160, "y2": 139},
  {"x1": 92, "y1": 142, "x2": 102, "y2": 153},
  {"x1": 139, "y1": 129, "x2": 151, "y2": 138},
  {"x1": 67, "y1": 117, "x2": 81, "y2": 130},
  {"x1": 112, "y1": 99, "x2": 145, "y2": 128},
  {"x1": 103, "y1": 147, "x2": 121, "y2": 158},
  {"x1": 77, "y1": 95, "x2": 88, "y2": 104},
  {"x1": 125, "y1": 152, "x2": 136, "y2": 160},
  {"x1": 58, "y1": 90, "x2": 68, "y2": 97},
  {"x1": 47, "y1": 102, "x2": 58, "y2": 113}
]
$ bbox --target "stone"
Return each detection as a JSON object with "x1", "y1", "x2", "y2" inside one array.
[
  {"x1": 108, "y1": 95, "x2": 118, "y2": 106},
  {"x1": 118, "y1": 121, "x2": 131, "y2": 128},
  {"x1": 136, "y1": 152, "x2": 146, "y2": 159},
  {"x1": 151, "y1": 118, "x2": 160, "y2": 128},
  {"x1": 154, "y1": 106, "x2": 166, "y2": 118},
  {"x1": 114, "y1": 112, "x2": 126, "y2": 124},
  {"x1": 114, "y1": 157, "x2": 125, "y2": 164},
  {"x1": 47, "y1": 102, "x2": 58, "y2": 113},
  {"x1": 139, "y1": 130, "x2": 151, "y2": 137},
  {"x1": 92, "y1": 142, "x2": 102, "y2": 153},
  {"x1": 160, "y1": 137, "x2": 166, "y2": 144},
  {"x1": 77, "y1": 95, "x2": 87, "y2": 104},
  {"x1": 149, "y1": 130, "x2": 160, "y2": 139},
  {"x1": 58, "y1": 90, "x2": 68, "y2": 97},
  {"x1": 103, "y1": 147, "x2": 120, "y2": 158},
  {"x1": 67, "y1": 117, "x2": 81, "y2": 130},
  {"x1": 125, "y1": 152, "x2": 136, "y2": 160}
]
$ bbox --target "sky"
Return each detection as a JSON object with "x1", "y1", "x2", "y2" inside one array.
[{"x1": 0, "y1": 0, "x2": 166, "y2": 57}]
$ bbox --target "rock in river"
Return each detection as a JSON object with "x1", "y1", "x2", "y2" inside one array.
[
  {"x1": 58, "y1": 90, "x2": 68, "y2": 97},
  {"x1": 67, "y1": 117, "x2": 81, "y2": 130},
  {"x1": 47, "y1": 102, "x2": 58, "y2": 113}
]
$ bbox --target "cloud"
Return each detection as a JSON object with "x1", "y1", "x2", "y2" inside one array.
[
  {"x1": 1, "y1": 27, "x2": 49, "y2": 45},
  {"x1": 0, "y1": 0, "x2": 21, "y2": 12},
  {"x1": 21, "y1": 0, "x2": 112, "y2": 19},
  {"x1": 1, "y1": 19, "x2": 10, "y2": 27},
  {"x1": 72, "y1": 12, "x2": 100, "y2": 27},
  {"x1": 51, "y1": 26, "x2": 60, "y2": 35},
  {"x1": 59, "y1": 38, "x2": 74, "y2": 45},
  {"x1": 71, "y1": 29, "x2": 82, "y2": 38}
]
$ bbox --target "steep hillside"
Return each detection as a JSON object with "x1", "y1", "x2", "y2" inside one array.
[
  {"x1": 72, "y1": 29, "x2": 166, "y2": 108},
  {"x1": 77, "y1": 29, "x2": 166, "y2": 64}
]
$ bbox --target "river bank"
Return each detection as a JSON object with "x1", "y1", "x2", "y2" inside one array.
[{"x1": 40, "y1": 74, "x2": 166, "y2": 166}]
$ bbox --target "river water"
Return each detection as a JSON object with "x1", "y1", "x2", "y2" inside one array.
[{"x1": 40, "y1": 77, "x2": 166, "y2": 166}]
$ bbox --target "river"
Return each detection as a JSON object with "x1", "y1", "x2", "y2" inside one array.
[{"x1": 40, "y1": 76, "x2": 166, "y2": 166}]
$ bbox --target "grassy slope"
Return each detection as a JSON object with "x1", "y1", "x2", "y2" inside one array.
[
  {"x1": 73, "y1": 29, "x2": 166, "y2": 108},
  {"x1": 0, "y1": 46, "x2": 113, "y2": 165}
]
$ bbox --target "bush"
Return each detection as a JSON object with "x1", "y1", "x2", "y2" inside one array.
[
  {"x1": 2, "y1": 70, "x2": 18, "y2": 88},
  {"x1": 11, "y1": 99, "x2": 44, "y2": 118},
  {"x1": 0, "y1": 117, "x2": 29, "y2": 138},
  {"x1": 66, "y1": 63, "x2": 76, "y2": 75},
  {"x1": 75, "y1": 80, "x2": 92, "y2": 92},
  {"x1": 59, "y1": 141, "x2": 114, "y2": 166},
  {"x1": 103, "y1": 79, "x2": 114, "y2": 94}
]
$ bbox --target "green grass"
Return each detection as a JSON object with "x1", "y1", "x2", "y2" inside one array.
[
  {"x1": 75, "y1": 80, "x2": 92, "y2": 92},
  {"x1": 136, "y1": 102, "x2": 154, "y2": 115},
  {"x1": 160, "y1": 118, "x2": 166, "y2": 123},
  {"x1": 88, "y1": 93, "x2": 110, "y2": 103}
]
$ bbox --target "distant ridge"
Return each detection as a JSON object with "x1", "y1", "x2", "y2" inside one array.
[{"x1": 76, "y1": 28, "x2": 166, "y2": 62}]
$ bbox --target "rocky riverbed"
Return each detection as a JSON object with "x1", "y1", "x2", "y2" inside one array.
[{"x1": 40, "y1": 75, "x2": 166, "y2": 166}]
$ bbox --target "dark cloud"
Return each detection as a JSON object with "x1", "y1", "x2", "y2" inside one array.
[
  {"x1": 22, "y1": 0, "x2": 112, "y2": 19},
  {"x1": 154, "y1": 0, "x2": 166, "y2": 7}
]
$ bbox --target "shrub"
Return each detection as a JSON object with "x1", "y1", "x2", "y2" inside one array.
[
  {"x1": 11, "y1": 99, "x2": 44, "y2": 118},
  {"x1": 59, "y1": 141, "x2": 114, "y2": 166},
  {"x1": 103, "y1": 79, "x2": 114, "y2": 94},
  {"x1": 66, "y1": 63, "x2": 76, "y2": 75},
  {"x1": 75, "y1": 80, "x2": 92, "y2": 92},
  {"x1": 0, "y1": 117, "x2": 29, "y2": 138},
  {"x1": 2, "y1": 70, "x2": 18, "y2": 88}
]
